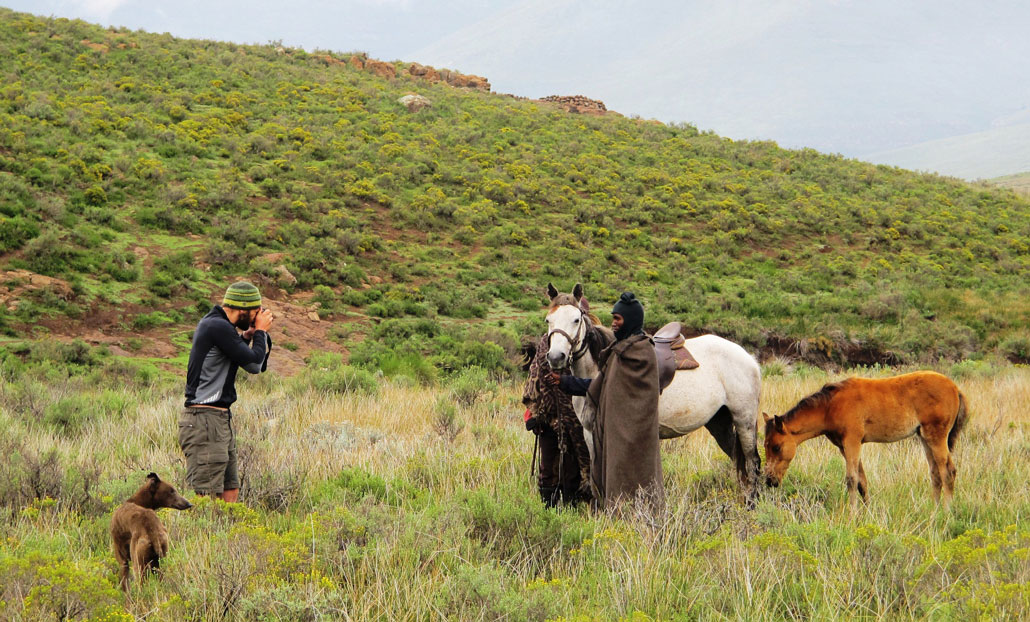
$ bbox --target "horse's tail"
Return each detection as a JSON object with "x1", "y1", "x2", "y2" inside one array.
[{"x1": 948, "y1": 391, "x2": 969, "y2": 452}]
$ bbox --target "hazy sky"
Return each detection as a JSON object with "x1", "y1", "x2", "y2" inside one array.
[
  {"x1": 7, "y1": 0, "x2": 1030, "y2": 177},
  {"x1": 5, "y1": 0, "x2": 511, "y2": 58}
]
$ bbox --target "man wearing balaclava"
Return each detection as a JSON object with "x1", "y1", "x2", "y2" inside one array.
[{"x1": 549, "y1": 292, "x2": 664, "y2": 513}]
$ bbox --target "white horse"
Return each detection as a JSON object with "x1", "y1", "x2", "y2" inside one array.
[{"x1": 544, "y1": 283, "x2": 763, "y2": 500}]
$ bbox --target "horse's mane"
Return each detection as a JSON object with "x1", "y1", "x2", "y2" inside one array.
[
  {"x1": 781, "y1": 379, "x2": 850, "y2": 421},
  {"x1": 548, "y1": 294, "x2": 581, "y2": 311},
  {"x1": 585, "y1": 323, "x2": 614, "y2": 362}
]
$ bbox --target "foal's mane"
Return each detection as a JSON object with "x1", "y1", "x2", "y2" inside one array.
[{"x1": 781, "y1": 379, "x2": 850, "y2": 422}]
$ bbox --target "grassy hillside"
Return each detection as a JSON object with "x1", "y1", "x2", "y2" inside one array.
[{"x1": 1, "y1": 8, "x2": 1029, "y2": 374}]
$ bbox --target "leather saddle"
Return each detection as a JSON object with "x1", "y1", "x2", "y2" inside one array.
[{"x1": 654, "y1": 322, "x2": 700, "y2": 393}]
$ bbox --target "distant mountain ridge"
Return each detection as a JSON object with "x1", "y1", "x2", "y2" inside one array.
[
  {"x1": 411, "y1": 0, "x2": 1030, "y2": 171},
  {"x1": 864, "y1": 121, "x2": 1030, "y2": 180},
  {"x1": 988, "y1": 171, "x2": 1030, "y2": 196}
]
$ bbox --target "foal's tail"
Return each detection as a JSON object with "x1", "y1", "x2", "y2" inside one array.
[{"x1": 948, "y1": 391, "x2": 969, "y2": 452}]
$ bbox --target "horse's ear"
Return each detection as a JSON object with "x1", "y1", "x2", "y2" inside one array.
[
  {"x1": 761, "y1": 412, "x2": 770, "y2": 424},
  {"x1": 547, "y1": 282, "x2": 559, "y2": 300},
  {"x1": 773, "y1": 416, "x2": 785, "y2": 433},
  {"x1": 572, "y1": 283, "x2": 583, "y2": 301}
]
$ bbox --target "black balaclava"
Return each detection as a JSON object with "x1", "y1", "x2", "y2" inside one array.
[{"x1": 611, "y1": 292, "x2": 645, "y2": 341}]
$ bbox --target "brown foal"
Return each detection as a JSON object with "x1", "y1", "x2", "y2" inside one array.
[{"x1": 763, "y1": 371, "x2": 968, "y2": 508}]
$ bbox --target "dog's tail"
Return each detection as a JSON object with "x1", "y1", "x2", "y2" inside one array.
[{"x1": 948, "y1": 391, "x2": 969, "y2": 452}]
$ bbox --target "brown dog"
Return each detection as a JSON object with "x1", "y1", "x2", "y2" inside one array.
[{"x1": 110, "y1": 472, "x2": 192, "y2": 590}]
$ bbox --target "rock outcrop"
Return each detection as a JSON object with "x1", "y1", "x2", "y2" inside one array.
[
  {"x1": 407, "y1": 62, "x2": 490, "y2": 91},
  {"x1": 407, "y1": 62, "x2": 441, "y2": 83},
  {"x1": 538, "y1": 95, "x2": 608, "y2": 115},
  {"x1": 364, "y1": 59, "x2": 397, "y2": 79},
  {"x1": 0, "y1": 270, "x2": 74, "y2": 311}
]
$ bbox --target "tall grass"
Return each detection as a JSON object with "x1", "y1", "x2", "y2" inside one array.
[{"x1": 1, "y1": 366, "x2": 1029, "y2": 620}]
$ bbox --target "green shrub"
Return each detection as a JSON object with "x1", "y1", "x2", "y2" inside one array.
[
  {"x1": 1000, "y1": 334, "x2": 1030, "y2": 364},
  {"x1": 307, "y1": 351, "x2": 379, "y2": 395},
  {"x1": 377, "y1": 350, "x2": 438, "y2": 385},
  {"x1": 313, "y1": 467, "x2": 416, "y2": 506},
  {"x1": 21, "y1": 230, "x2": 83, "y2": 276},
  {"x1": 373, "y1": 318, "x2": 441, "y2": 343},
  {"x1": 448, "y1": 366, "x2": 491, "y2": 407},
  {"x1": 0, "y1": 216, "x2": 40, "y2": 252},
  {"x1": 43, "y1": 395, "x2": 92, "y2": 435},
  {"x1": 0, "y1": 552, "x2": 128, "y2": 621},
  {"x1": 28, "y1": 339, "x2": 101, "y2": 368},
  {"x1": 83, "y1": 184, "x2": 107, "y2": 206},
  {"x1": 132, "y1": 310, "x2": 177, "y2": 331},
  {"x1": 433, "y1": 396, "x2": 462, "y2": 440},
  {"x1": 949, "y1": 358, "x2": 999, "y2": 379}
]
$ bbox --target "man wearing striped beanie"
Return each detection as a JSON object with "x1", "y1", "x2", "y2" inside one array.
[{"x1": 179, "y1": 281, "x2": 274, "y2": 502}]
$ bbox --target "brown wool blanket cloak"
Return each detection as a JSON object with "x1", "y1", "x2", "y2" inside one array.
[{"x1": 587, "y1": 333, "x2": 664, "y2": 510}]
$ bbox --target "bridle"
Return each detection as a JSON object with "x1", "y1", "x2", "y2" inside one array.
[{"x1": 547, "y1": 306, "x2": 591, "y2": 363}]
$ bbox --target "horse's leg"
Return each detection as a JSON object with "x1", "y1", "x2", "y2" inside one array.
[
  {"x1": 918, "y1": 436, "x2": 944, "y2": 502},
  {"x1": 856, "y1": 460, "x2": 869, "y2": 502},
  {"x1": 921, "y1": 430, "x2": 955, "y2": 505},
  {"x1": 842, "y1": 437, "x2": 863, "y2": 510},
  {"x1": 941, "y1": 453, "x2": 957, "y2": 503},
  {"x1": 732, "y1": 411, "x2": 761, "y2": 506},
  {"x1": 573, "y1": 397, "x2": 594, "y2": 465},
  {"x1": 704, "y1": 406, "x2": 737, "y2": 463},
  {"x1": 831, "y1": 438, "x2": 868, "y2": 502}
]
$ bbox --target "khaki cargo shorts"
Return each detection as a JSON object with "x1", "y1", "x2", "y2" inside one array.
[{"x1": 178, "y1": 406, "x2": 238, "y2": 495}]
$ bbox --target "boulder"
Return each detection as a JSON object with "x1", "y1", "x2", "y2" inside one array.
[
  {"x1": 273, "y1": 264, "x2": 297, "y2": 287},
  {"x1": 398, "y1": 94, "x2": 431, "y2": 112}
]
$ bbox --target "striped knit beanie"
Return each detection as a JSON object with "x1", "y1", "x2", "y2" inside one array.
[{"x1": 223, "y1": 281, "x2": 262, "y2": 309}]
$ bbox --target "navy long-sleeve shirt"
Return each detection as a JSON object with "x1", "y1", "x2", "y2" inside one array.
[
  {"x1": 184, "y1": 306, "x2": 271, "y2": 408},
  {"x1": 558, "y1": 375, "x2": 592, "y2": 396}
]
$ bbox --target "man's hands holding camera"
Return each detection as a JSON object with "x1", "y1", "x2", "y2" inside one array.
[
  {"x1": 253, "y1": 308, "x2": 274, "y2": 332},
  {"x1": 242, "y1": 308, "x2": 274, "y2": 341}
]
